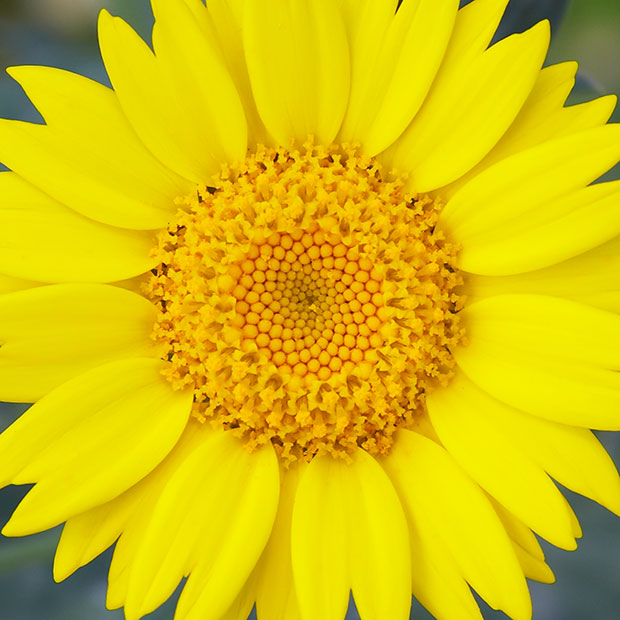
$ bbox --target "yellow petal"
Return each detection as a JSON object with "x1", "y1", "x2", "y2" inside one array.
[
  {"x1": 462, "y1": 235, "x2": 620, "y2": 313},
  {"x1": 389, "y1": 18, "x2": 548, "y2": 192},
  {"x1": 107, "y1": 520, "x2": 146, "y2": 610},
  {"x1": 452, "y1": 178, "x2": 620, "y2": 276},
  {"x1": 53, "y1": 483, "x2": 139, "y2": 583},
  {"x1": 338, "y1": 0, "x2": 458, "y2": 155},
  {"x1": 514, "y1": 547, "x2": 555, "y2": 585},
  {"x1": 53, "y1": 420, "x2": 205, "y2": 585},
  {"x1": 0, "y1": 284, "x2": 157, "y2": 403},
  {"x1": 292, "y1": 449, "x2": 411, "y2": 620},
  {"x1": 464, "y1": 294, "x2": 620, "y2": 369},
  {"x1": 442, "y1": 126, "x2": 620, "y2": 275},
  {"x1": 126, "y1": 432, "x2": 279, "y2": 620},
  {"x1": 407, "y1": 522, "x2": 484, "y2": 620},
  {"x1": 440, "y1": 63, "x2": 616, "y2": 198},
  {"x1": 0, "y1": 172, "x2": 155, "y2": 283},
  {"x1": 255, "y1": 465, "x2": 304, "y2": 620},
  {"x1": 207, "y1": 0, "x2": 270, "y2": 146},
  {"x1": 427, "y1": 372, "x2": 576, "y2": 549},
  {"x1": 440, "y1": 0, "x2": 510, "y2": 65},
  {"x1": 218, "y1": 572, "x2": 259, "y2": 620},
  {"x1": 244, "y1": 0, "x2": 350, "y2": 146},
  {"x1": 0, "y1": 66, "x2": 190, "y2": 230},
  {"x1": 150, "y1": 0, "x2": 248, "y2": 169},
  {"x1": 0, "y1": 272, "x2": 39, "y2": 295},
  {"x1": 489, "y1": 404, "x2": 620, "y2": 515},
  {"x1": 489, "y1": 498, "x2": 545, "y2": 561},
  {"x1": 346, "y1": 450, "x2": 411, "y2": 620},
  {"x1": 383, "y1": 430, "x2": 531, "y2": 620},
  {"x1": 281, "y1": 455, "x2": 347, "y2": 620},
  {"x1": 489, "y1": 498, "x2": 555, "y2": 584},
  {"x1": 99, "y1": 6, "x2": 247, "y2": 184},
  {"x1": 455, "y1": 299, "x2": 620, "y2": 429},
  {"x1": 2, "y1": 358, "x2": 192, "y2": 536}
]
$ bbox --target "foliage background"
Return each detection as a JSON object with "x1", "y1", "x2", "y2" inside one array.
[{"x1": 0, "y1": 0, "x2": 619, "y2": 618}]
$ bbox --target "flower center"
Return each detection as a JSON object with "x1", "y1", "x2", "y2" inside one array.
[
  {"x1": 144, "y1": 141, "x2": 465, "y2": 464},
  {"x1": 229, "y1": 229, "x2": 385, "y2": 381}
]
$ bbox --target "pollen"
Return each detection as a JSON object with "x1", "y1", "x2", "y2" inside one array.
[{"x1": 144, "y1": 140, "x2": 465, "y2": 464}]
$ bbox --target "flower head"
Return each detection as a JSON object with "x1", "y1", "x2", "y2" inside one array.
[{"x1": 1, "y1": 1, "x2": 620, "y2": 620}]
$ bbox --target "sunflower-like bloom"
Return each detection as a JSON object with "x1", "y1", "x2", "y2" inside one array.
[{"x1": 1, "y1": 1, "x2": 620, "y2": 619}]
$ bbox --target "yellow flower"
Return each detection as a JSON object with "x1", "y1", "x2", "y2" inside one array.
[{"x1": 1, "y1": 1, "x2": 619, "y2": 619}]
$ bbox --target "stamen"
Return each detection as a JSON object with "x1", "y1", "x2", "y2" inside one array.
[{"x1": 144, "y1": 140, "x2": 465, "y2": 464}]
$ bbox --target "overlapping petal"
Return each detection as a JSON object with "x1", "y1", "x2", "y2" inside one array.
[
  {"x1": 1, "y1": 358, "x2": 192, "y2": 535},
  {"x1": 292, "y1": 450, "x2": 411, "y2": 620},
  {"x1": 455, "y1": 295, "x2": 620, "y2": 429},
  {"x1": 382, "y1": 430, "x2": 531, "y2": 620},
  {"x1": 442, "y1": 126, "x2": 620, "y2": 275},
  {"x1": 337, "y1": 0, "x2": 459, "y2": 154},
  {"x1": 99, "y1": 1, "x2": 247, "y2": 185},
  {"x1": 0, "y1": 172, "x2": 155, "y2": 283},
  {"x1": 388, "y1": 3, "x2": 549, "y2": 192},
  {"x1": 441, "y1": 62, "x2": 617, "y2": 198},
  {"x1": 464, "y1": 236, "x2": 620, "y2": 313},
  {"x1": 244, "y1": 0, "x2": 350, "y2": 146},
  {"x1": 0, "y1": 67, "x2": 190, "y2": 229},
  {"x1": 0, "y1": 284, "x2": 157, "y2": 402},
  {"x1": 126, "y1": 431, "x2": 279, "y2": 620},
  {"x1": 52, "y1": 421, "x2": 205, "y2": 584}
]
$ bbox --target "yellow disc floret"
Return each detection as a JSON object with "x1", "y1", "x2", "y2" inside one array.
[{"x1": 144, "y1": 140, "x2": 465, "y2": 464}]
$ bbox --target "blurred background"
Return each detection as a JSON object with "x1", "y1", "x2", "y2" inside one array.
[{"x1": 0, "y1": 0, "x2": 619, "y2": 618}]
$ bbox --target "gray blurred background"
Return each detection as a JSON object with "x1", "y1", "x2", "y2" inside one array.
[{"x1": 0, "y1": 0, "x2": 619, "y2": 618}]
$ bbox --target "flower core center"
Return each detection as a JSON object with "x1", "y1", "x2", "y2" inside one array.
[{"x1": 145, "y1": 141, "x2": 464, "y2": 463}]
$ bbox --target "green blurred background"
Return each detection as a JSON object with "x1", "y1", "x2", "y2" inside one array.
[{"x1": 0, "y1": 1, "x2": 619, "y2": 618}]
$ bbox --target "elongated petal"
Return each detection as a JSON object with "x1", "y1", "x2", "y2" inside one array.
[
  {"x1": 244, "y1": 0, "x2": 350, "y2": 145},
  {"x1": 383, "y1": 430, "x2": 531, "y2": 620},
  {"x1": 292, "y1": 449, "x2": 411, "y2": 620},
  {"x1": 441, "y1": 60, "x2": 616, "y2": 198},
  {"x1": 442, "y1": 126, "x2": 620, "y2": 274},
  {"x1": 0, "y1": 284, "x2": 157, "y2": 402},
  {"x1": 207, "y1": 0, "x2": 270, "y2": 145},
  {"x1": 0, "y1": 67, "x2": 190, "y2": 229},
  {"x1": 463, "y1": 294, "x2": 620, "y2": 369},
  {"x1": 348, "y1": 454, "x2": 412, "y2": 620},
  {"x1": 389, "y1": 19, "x2": 548, "y2": 192},
  {"x1": 464, "y1": 235, "x2": 620, "y2": 313},
  {"x1": 488, "y1": 499, "x2": 554, "y2": 583},
  {"x1": 0, "y1": 172, "x2": 155, "y2": 283},
  {"x1": 451, "y1": 178, "x2": 620, "y2": 276},
  {"x1": 53, "y1": 421, "x2": 205, "y2": 584},
  {"x1": 255, "y1": 466, "x2": 304, "y2": 620},
  {"x1": 2, "y1": 358, "x2": 192, "y2": 535},
  {"x1": 53, "y1": 482, "x2": 139, "y2": 583},
  {"x1": 169, "y1": 439, "x2": 280, "y2": 620},
  {"x1": 489, "y1": 498, "x2": 544, "y2": 562},
  {"x1": 99, "y1": 5, "x2": 247, "y2": 184},
  {"x1": 479, "y1": 392, "x2": 620, "y2": 515},
  {"x1": 150, "y1": 0, "x2": 248, "y2": 170},
  {"x1": 455, "y1": 297, "x2": 620, "y2": 429},
  {"x1": 427, "y1": 372, "x2": 576, "y2": 549},
  {"x1": 107, "y1": 519, "x2": 146, "y2": 610},
  {"x1": 338, "y1": 0, "x2": 458, "y2": 154},
  {"x1": 126, "y1": 431, "x2": 279, "y2": 620},
  {"x1": 408, "y1": 524, "x2": 484, "y2": 620},
  {"x1": 290, "y1": 456, "x2": 349, "y2": 620}
]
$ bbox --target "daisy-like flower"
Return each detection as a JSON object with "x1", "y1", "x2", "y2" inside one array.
[{"x1": 1, "y1": 0, "x2": 620, "y2": 619}]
